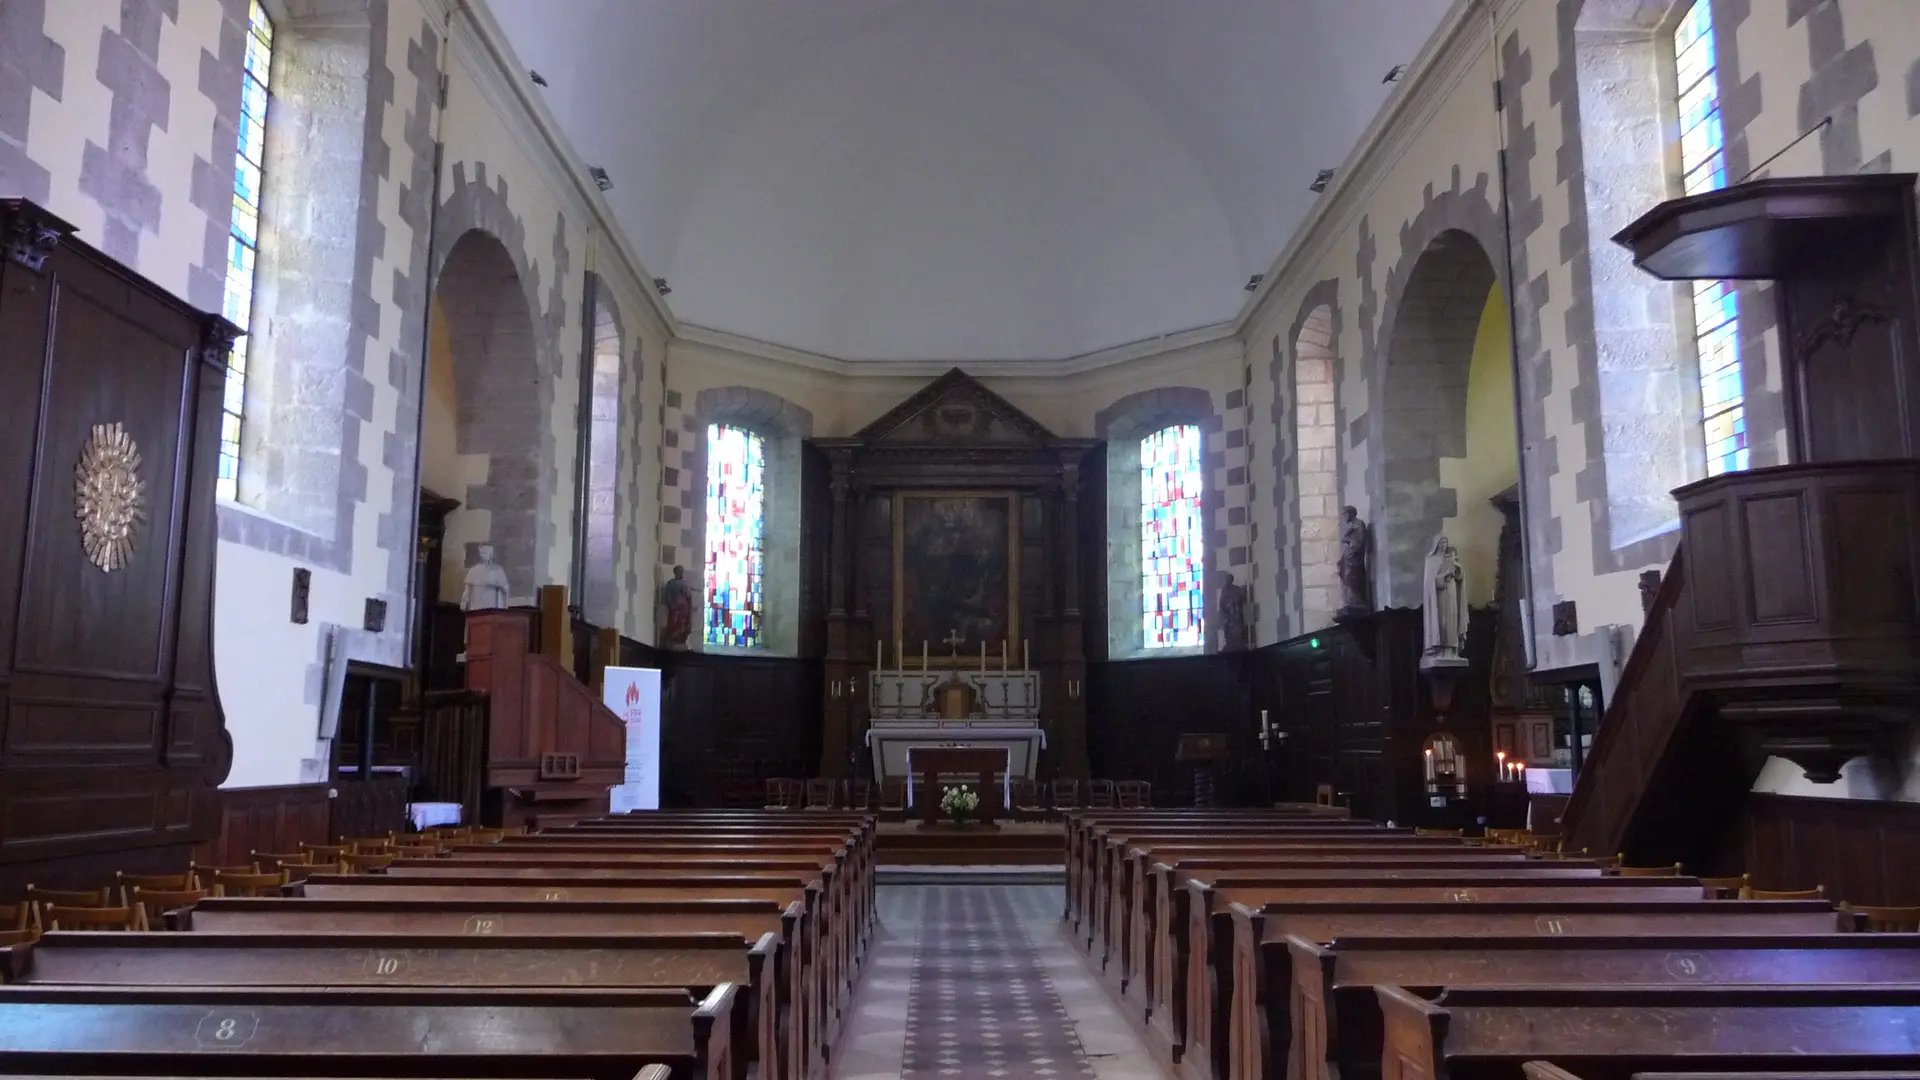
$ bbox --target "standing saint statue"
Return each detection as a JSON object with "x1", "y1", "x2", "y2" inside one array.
[
  {"x1": 658, "y1": 564, "x2": 694, "y2": 650},
  {"x1": 1217, "y1": 571, "x2": 1247, "y2": 653},
  {"x1": 1337, "y1": 506, "x2": 1372, "y2": 615},
  {"x1": 1421, "y1": 534, "x2": 1467, "y2": 665},
  {"x1": 461, "y1": 543, "x2": 510, "y2": 612}
]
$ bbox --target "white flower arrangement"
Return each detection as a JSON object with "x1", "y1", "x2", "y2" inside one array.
[{"x1": 939, "y1": 785, "x2": 980, "y2": 820}]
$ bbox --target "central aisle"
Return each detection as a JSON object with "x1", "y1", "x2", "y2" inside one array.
[{"x1": 831, "y1": 884, "x2": 1167, "y2": 1080}]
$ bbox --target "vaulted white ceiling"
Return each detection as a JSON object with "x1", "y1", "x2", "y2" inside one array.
[{"x1": 485, "y1": 0, "x2": 1452, "y2": 362}]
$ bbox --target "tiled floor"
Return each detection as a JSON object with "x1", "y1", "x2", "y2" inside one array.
[{"x1": 830, "y1": 884, "x2": 1169, "y2": 1080}]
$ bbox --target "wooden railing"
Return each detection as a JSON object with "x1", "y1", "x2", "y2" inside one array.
[{"x1": 1561, "y1": 548, "x2": 1691, "y2": 858}]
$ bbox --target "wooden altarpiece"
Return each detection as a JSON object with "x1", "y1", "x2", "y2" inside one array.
[{"x1": 811, "y1": 369, "x2": 1097, "y2": 779}]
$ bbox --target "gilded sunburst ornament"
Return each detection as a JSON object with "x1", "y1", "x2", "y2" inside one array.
[{"x1": 75, "y1": 422, "x2": 146, "y2": 572}]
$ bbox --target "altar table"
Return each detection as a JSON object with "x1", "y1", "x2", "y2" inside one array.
[{"x1": 905, "y1": 745, "x2": 1010, "y2": 825}]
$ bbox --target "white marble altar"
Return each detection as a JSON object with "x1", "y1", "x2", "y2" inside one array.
[{"x1": 866, "y1": 668, "x2": 1045, "y2": 785}]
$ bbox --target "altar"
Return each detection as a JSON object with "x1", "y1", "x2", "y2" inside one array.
[{"x1": 865, "y1": 667, "x2": 1046, "y2": 785}]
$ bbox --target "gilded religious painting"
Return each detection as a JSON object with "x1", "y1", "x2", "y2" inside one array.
[{"x1": 893, "y1": 492, "x2": 1019, "y2": 662}]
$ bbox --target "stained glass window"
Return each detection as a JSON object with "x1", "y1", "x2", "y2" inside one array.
[
  {"x1": 1674, "y1": 1, "x2": 1746, "y2": 475},
  {"x1": 704, "y1": 424, "x2": 766, "y2": 648},
  {"x1": 1141, "y1": 425, "x2": 1205, "y2": 649},
  {"x1": 217, "y1": 0, "x2": 275, "y2": 501}
]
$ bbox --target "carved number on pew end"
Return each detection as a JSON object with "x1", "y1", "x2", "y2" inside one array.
[
  {"x1": 1533, "y1": 916, "x2": 1568, "y2": 934},
  {"x1": 464, "y1": 915, "x2": 503, "y2": 935},
  {"x1": 364, "y1": 951, "x2": 410, "y2": 977},
  {"x1": 195, "y1": 1012, "x2": 260, "y2": 1049}
]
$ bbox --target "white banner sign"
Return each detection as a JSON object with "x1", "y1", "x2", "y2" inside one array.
[{"x1": 603, "y1": 666, "x2": 662, "y2": 812}]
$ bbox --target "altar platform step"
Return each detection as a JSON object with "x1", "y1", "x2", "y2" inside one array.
[
  {"x1": 873, "y1": 820, "x2": 1064, "y2": 867},
  {"x1": 877, "y1": 864, "x2": 1065, "y2": 885}
]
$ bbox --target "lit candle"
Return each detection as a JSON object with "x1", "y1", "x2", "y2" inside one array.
[
  {"x1": 1496, "y1": 750, "x2": 1507, "y2": 782},
  {"x1": 1424, "y1": 747, "x2": 1434, "y2": 782},
  {"x1": 1516, "y1": 762, "x2": 1526, "y2": 784}
]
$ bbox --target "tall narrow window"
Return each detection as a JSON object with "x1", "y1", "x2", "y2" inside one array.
[
  {"x1": 1141, "y1": 424, "x2": 1205, "y2": 649},
  {"x1": 218, "y1": 0, "x2": 275, "y2": 501},
  {"x1": 704, "y1": 424, "x2": 766, "y2": 648},
  {"x1": 1674, "y1": 1, "x2": 1745, "y2": 475}
]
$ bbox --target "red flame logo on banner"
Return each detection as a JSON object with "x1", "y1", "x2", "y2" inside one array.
[{"x1": 625, "y1": 682, "x2": 641, "y2": 707}]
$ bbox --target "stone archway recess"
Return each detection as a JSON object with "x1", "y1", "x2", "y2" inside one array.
[
  {"x1": 432, "y1": 229, "x2": 544, "y2": 603},
  {"x1": 1375, "y1": 229, "x2": 1503, "y2": 606}
]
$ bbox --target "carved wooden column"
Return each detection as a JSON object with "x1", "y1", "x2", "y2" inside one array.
[{"x1": 1051, "y1": 449, "x2": 1091, "y2": 779}]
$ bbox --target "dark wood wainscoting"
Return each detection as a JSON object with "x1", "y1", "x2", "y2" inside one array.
[
  {"x1": 1087, "y1": 654, "x2": 1256, "y2": 805},
  {"x1": 659, "y1": 652, "x2": 823, "y2": 807},
  {"x1": 1740, "y1": 792, "x2": 1920, "y2": 906},
  {"x1": 199, "y1": 784, "x2": 331, "y2": 867}
]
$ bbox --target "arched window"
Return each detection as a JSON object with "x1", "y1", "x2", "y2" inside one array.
[
  {"x1": 216, "y1": 0, "x2": 275, "y2": 501},
  {"x1": 1674, "y1": 1, "x2": 1746, "y2": 475},
  {"x1": 1141, "y1": 424, "x2": 1205, "y2": 649},
  {"x1": 704, "y1": 423, "x2": 766, "y2": 647}
]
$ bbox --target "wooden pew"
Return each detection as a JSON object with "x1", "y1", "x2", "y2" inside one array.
[
  {"x1": 1292, "y1": 934, "x2": 1920, "y2": 1080},
  {"x1": 178, "y1": 897, "x2": 820, "y2": 1080},
  {"x1": 1376, "y1": 985, "x2": 1920, "y2": 1080},
  {"x1": 2, "y1": 931, "x2": 780, "y2": 1080},
  {"x1": 0, "y1": 984, "x2": 741, "y2": 1080},
  {"x1": 1172, "y1": 897, "x2": 1850, "y2": 1080}
]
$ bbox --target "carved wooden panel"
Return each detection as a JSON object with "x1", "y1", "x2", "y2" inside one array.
[
  {"x1": 0, "y1": 200, "x2": 232, "y2": 893},
  {"x1": 1739, "y1": 491, "x2": 1814, "y2": 624},
  {"x1": 201, "y1": 784, "x2": 331, "y2": 867},
  {"x1": 1741, "y1": 792, "x2": 1920, "y2": 906}
]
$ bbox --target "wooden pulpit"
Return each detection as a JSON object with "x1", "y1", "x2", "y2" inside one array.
[{"x1": 909, "y1": 745, "x2": 1009, "y2": 825}]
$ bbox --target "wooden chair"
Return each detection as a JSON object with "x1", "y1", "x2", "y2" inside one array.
[
  {"x1": 350, "y1": 837, "x2": 394, "y2": 853},
  {"x1": 848, "y1": 778, "x2": 874, "y2": 812},
  {"x1": 282, "y1": 861, "x2": 346, "y2": 883},
  {"x1": 468, "y1": 828, "x2": 507, "y2": 844},
  {"x1": 1414, "y1": 827, "x2": 1463, "y2": 838},
  {"x1": 1116, "y1": 780, "x2": 1150, "y2": 809},
  {"x1": 343, "y1": 851, "x2": 395, "y2": 874},
  {"x1": 764, "y1": 778, "x2": 796, "y2": 810},
  {"x1": 189, "y1": 863, "x2": 256, "y2": 891},
  {"x1": 1049, "y1": 778, "x2": 1080, "y2": 818},
  {"x1": 251, "y1": 851, "x2": 312, "y2": 872},
  {"x1": 128, "y1": 886, "x2": 208, "y2": 931},
  {"x1": 24, "y1": 885, "x2": 112, "y2": 932},
  {"x1": 1616, "y1": 861, "x2": 1684, "y2": 877},
  {"x1": 804, "y1": 778, "x2": 838, "y2": 810},
  {"x1": 1011, "y1": 778, "x2": 1045, "y2": 822},
  {"x1": 115, "y1": 871, "x2": 195, "y2": 906},
  {"x1": 1741, "y1": 884, "x2": 1826, "y2": 900},
  {"x1": 1698, "y1": 873, "x2": 1749, "y2": 899},
  {"x1": 877, "y1": 778, "x2": 907, "y2": 821},
  {"x1": 43, "y1": 904, "x2": 141, "y2": 931},
  {"x1": 0, "y1": 927, "x2": 33, "y2": 946},
  {"x1": 211, "y1": 869, "x2": 289, "y2": 897},
  {"x1": 1483, "y1": 827, "x2": 1526, "y2": 845},
  {"x1": 0, "y1": 901, "x2": 29, "y2": 936},
  {"x1": 1086, "y1": 779, "x2": 1116, "y2": 809},
  {"x1": 1841, "y1": 902, "x2": 1920, "y2": 931}
]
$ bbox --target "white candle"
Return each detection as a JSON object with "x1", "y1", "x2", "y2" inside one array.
[
  {"x1": 1424, "y1": 748, "x2": 1434, "y2": 782},
  {"x1": 1002, "y1": 640, "x2": 1008, "y2": 672},
  {"x1": 1260, "y1": 710, "x2": 1270, "y2": 736},
  {"x1": 1023, "y1": 640, "x2": 1030, "y2": 670},
  {"x1": 922, "y1": 641, "x2": 928, "y2": 670},
  {"x1": 877, "y1": 639, "x2": 884, "y2": 670},
  {"x1": 981, "y1": 641, "x2": 987, "y2": 673}
]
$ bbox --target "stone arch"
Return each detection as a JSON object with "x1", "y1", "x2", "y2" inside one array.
[
  {"x1": 689, "y1": 387, "x2": 815, "y2": 656},
  {"x1": 1374, "y1": 228, "x2": 1505, "y2": 607},
  {"x1": 1096, "y1": 387, "x2": 1223, "y2": 657},
  {"x1": 578, "y1": 273, "x2": 626, "y2": 627},
  {"x1": 433, "y1": 228, "x2": 544, "y2": 604},
  {"x1": 1285, "y1": 282, "x2": 1343, "y2": 633}
]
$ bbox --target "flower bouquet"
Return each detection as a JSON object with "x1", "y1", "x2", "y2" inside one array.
[{"x1": 939, "y1": 784, "x2": 980, "y2": 826}]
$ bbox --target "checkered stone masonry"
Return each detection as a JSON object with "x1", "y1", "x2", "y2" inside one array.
[
  {"x1": 1220, "y1": 376, "x2": 1255, "y2": 634},
  {"x1": 657, "y1": 386, "x2": 694, "y2": 578},
  {"x1": 899, "y1": 886, "x2": 1099, "y2": 1079}
]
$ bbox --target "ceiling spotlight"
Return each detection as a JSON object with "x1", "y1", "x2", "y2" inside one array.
[
  {"x1": 1310, "y1": 169, "x2": 1336, "y2": 193},
  {"x1": 1245, "y1": 274, "x2": 1264, "y2": 293},
  {"x1": 1383, "y1": 64, "x2": 1407, "y2": 83},
  {"x1": 589, "y1": 166, "x2": 613, "y2": 192},
  {"x1": 653, "y1": 277, "x2": 672, "y2": 296},
  {"x1": 529, "y1": 70, "x2": 549, "y2": 87}
]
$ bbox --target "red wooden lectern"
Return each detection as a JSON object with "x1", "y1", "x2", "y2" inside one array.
[{"x1": 909, "y1": 746, "x2": 1009, "y2": 825}]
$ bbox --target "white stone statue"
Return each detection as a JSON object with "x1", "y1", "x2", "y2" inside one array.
[
  {"x1": 1421, "y1": 534, "x2": 1466, "y2": 665},
  {"x1": 461, "y1": 543, "x2": 511, "y2": 612}
]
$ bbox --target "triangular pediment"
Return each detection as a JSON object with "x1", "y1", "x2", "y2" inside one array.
[{"x1": 855, "y1": 368, "x2": 1057, "y2": 447}]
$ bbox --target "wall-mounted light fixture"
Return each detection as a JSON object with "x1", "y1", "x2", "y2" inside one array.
[
  {"x1": 529, "y1": 70, "x2": 549, "y2": 87},
  {"x1": 1245, "y1": 274, "x2": 1264, "y2": 293},
  {"x1": 1309, "y1": 169, "x2": 1336, "y2": 194},
  {"x1": 1383, "y1": 64, "x2": 1407, "y2": 83},
  {"x1": 588, "y1": 166, "x2": 613, "y2": 192},
  {"x1": 653, "y1": 277, "x2": 672, "y2": 296}
]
